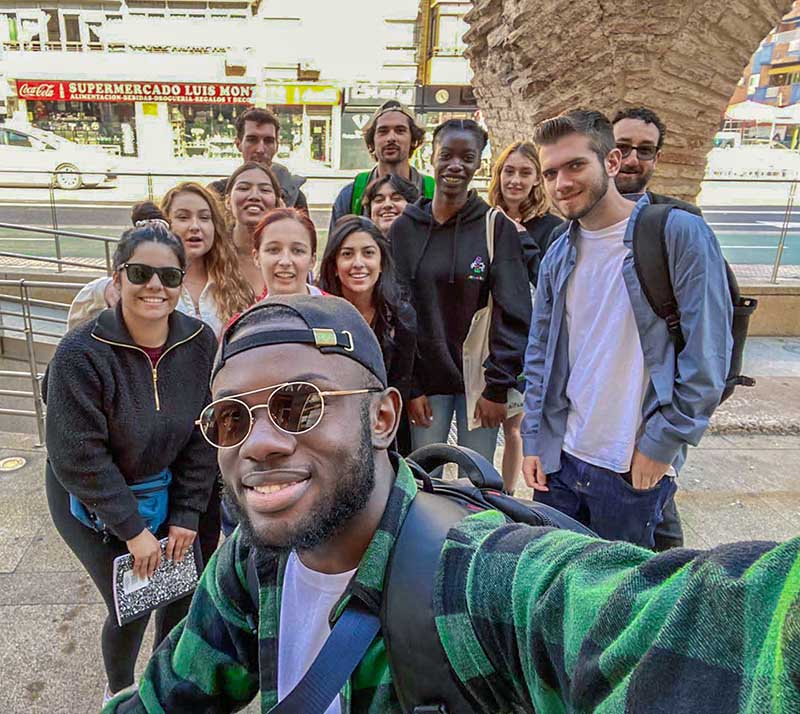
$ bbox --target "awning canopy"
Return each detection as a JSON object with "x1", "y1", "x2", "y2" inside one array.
[{"x1": 725, "y1": 100, "x2": 777, "y2": 122}]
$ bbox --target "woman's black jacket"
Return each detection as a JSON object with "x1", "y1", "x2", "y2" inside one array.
[
  {"x1": 42, "y1": 304, "x2": 218, "y2": 541},
  {"x1": 378, "y1": 298, "x2": 417, "y2": 405}
]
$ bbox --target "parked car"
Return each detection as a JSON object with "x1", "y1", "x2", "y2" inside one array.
[{"x1": 0, "y1": 124, "x2": 118, "y2": 189}]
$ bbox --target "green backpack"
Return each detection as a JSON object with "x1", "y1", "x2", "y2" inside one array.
[{"x1": 350, "y1": 171, "x2": 435, "y2": 215}]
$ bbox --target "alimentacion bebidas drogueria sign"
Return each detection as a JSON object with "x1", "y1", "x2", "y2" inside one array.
[{"x1": 16, "y1": 79, "x2": 256, "y2": 105}]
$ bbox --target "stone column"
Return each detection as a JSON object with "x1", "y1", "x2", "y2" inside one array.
[{"x1": 464, "y1": 0, "x2": 794, "y2": 201}]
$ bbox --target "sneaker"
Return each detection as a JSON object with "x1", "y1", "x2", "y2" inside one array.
[{"x1": 103, "y1": 684, "x2": 115, "y2": 705}]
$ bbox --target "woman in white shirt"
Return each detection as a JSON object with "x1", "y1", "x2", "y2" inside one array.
[{"x1": 68, "y1": 183, "x2": 254, "y2": 336}]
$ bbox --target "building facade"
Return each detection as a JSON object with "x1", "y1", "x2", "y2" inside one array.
[
  {"x1": 731, "y1": 1, "x2": 800, "y2": 107},
  {"x1": 0, "y1": 0, "x2": 476, "y2": 171},
  {"x1": 0, "y1": 1, "x2": 344, "y2": 166}
]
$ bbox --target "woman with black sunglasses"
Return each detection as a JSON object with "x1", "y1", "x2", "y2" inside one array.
[{"x1": 42, "y1": 223, "x2": 218, "y2": 706}]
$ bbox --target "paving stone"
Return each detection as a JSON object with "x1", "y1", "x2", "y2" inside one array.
[
  {"x1": 0, "y1": 426, "x2": 796, "y2": 712},
  {"x1": 0, "y1": 570, "x2": 101, "y2": 607},
  {"x1": 0, "y1": 536, "x2": 34, "y2": 574}
]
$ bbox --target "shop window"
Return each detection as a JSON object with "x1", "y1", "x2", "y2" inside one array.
[
  {"x1": 170, "y1": 104, "x2": 241, "y2": 159},
  {"x1": 271, "y1": 106, "x2": 304, "y2": 161},
  {"x1": 309, "y1": 117, "x2": 330, "y2": 164},
  {"x1": 30, "y1": 101, "x2": 137, "y2": 156}
]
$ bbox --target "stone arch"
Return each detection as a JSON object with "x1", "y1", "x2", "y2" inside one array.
[{"x1": 464, "y1": 0, "x2": 794, "y2": 201}]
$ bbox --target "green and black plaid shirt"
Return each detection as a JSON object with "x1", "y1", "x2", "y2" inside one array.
[{"x1": 107, "y1": 458, "x2": 800, "y2": 713}]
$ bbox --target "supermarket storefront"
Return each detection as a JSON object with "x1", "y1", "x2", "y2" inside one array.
[
  {"x1": 259, "y1": 83, "x2": 341, "y2": 168},
  {"x1": 15, "y1": 79, "x2": 256, "y2": 159}
]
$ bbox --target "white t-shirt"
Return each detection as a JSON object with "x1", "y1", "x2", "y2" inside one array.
[
  {"x1": 562, "y1": 216, "x2": 649, "y2": 473},
  {"x1": 277, "y1": 551, "x2": 356, "y2": 714}
]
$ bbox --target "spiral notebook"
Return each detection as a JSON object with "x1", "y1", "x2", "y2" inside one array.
[{"x1": 112, "y1": 537, "x2": 200, "y2": 627}]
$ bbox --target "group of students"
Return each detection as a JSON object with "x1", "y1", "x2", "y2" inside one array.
[
  {"x1": 45, "y1": 99, "x2": 730, "y2": 706},
  {"x1": 48, "y1": 105, "x2": 552, "y2": 701}
]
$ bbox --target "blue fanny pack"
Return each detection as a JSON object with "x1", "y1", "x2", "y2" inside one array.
[{"x1": 69, "y1": 468, "x2": 172, "y2": 535}]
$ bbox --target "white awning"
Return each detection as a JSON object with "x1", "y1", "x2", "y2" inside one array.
[{"x1": 725, "y1": 100, "x2": 777, "y2": 122}]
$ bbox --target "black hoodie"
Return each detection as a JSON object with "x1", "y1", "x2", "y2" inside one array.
[{"x1": 390, "y1": 191, "x2": 531, "y2": 403}]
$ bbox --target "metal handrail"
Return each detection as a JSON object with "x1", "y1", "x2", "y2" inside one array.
[
  {"x1": 0, "y1": 280, "x2": 82, "y2": 445},
  {"x1": 0, "y1": 174, "x2": 793, "y2": 280},
  {"x1": 0, "y1": 252, "x2": 108, "y2": 272},
  {"x1": 0, "y1": 223, "x2": 117, "y2": 244},
  {"x1": 0, "y1": 222, "x2": 114, "y2": 275}
]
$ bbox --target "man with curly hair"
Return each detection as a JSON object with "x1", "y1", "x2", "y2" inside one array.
[{"x1": 329, "y1": 100, "x2": 433, "y2": 231}]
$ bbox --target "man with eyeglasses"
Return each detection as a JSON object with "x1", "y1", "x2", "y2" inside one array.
[
  {"x1": 612, "y1": 107, "x2": 702, "y2": 219},
  {"x1": 103, "y1": 294, "x2": 799, "y2": 714},
  {"x1": 611, "y1": 107, "x2": 700, "y2": 551},
  {"x1": 612, "y1": 107, "x2": 665, "y2": 196}
]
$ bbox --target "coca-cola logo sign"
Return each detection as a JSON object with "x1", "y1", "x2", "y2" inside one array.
[{"x1": 18, "y1": 82, "x2": 59, "y2": 100}]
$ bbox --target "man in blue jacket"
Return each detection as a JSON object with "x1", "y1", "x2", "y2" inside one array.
[{"x1": 521, "y1": 109, "x2": 732, "y2": 548}]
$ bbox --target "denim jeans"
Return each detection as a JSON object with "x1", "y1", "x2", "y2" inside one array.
[
  {"x1": 537, "y1": 451, "x2": 677, "y2": 549},
  {"x1": 410, "y1": 393, "x2": 499, "y2": 464}
]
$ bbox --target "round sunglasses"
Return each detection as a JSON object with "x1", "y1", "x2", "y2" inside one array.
[
  {"x1": 119, "y1": 262, "x2": 185, "y2": 289},
  {"x1": 196, "y1": 381, "x2": 383, "y2": 449}
]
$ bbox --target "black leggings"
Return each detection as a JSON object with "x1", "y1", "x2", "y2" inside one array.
[{"x1": 45, "y1": 463, "x2": 220, "y2": 692}]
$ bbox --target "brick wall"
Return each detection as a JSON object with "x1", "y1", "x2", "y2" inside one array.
[{"x1": 463, "y1": 0, "x2": 794, "y2": 201}]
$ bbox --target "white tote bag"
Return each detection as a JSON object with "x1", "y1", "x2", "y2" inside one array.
[{"x1": 462, "y1": 209, "x2": 524, "y2": 430}]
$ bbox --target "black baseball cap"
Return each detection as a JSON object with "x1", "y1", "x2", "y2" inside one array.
[{"x1": 212, "y1": 294, "x2": 388, "y2": 387}]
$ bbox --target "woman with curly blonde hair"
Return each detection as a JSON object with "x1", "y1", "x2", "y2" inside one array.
[
  {"x1": 161, "y1": 181, "x2": 254, "y2": 331},
  {"x1": 68, "y1": 183, "x2": 254, "y2": 336}
]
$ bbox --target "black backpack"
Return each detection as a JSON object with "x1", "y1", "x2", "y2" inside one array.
[
  {"x1": 246, "y1": 444, "x2": 594, "y2": 714},
  {"x1": 633, "y1": 196, "x2": 757, "y2": 404}
]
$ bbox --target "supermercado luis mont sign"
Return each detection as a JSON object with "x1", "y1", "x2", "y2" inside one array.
[{"x1": 17, "y1": 80, "x2": 255, "y2": 105}]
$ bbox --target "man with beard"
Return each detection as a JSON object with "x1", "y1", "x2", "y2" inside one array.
[
  {"x1": 103, "y1": 295, "x2": 800, "y2": 714},
  {"x1": 612, "y1": 107, "x2": 701, "y2": 218},
  {"x1": 611, "y1": 107, "x2": 664, "y2": 196},
  {"x1": 328, "y1": 100, "x2": 432, "y2": 232},
  {"x1": 521, "y1": 110, "x2": 731, "y2": 550},
  {"x1": 207, "y1": 107, "x2": 309, "y2": 210}
]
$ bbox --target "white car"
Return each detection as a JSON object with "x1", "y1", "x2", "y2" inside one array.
[{"x1": 0, "y1": 124, "x2": 118, "y2": 189}]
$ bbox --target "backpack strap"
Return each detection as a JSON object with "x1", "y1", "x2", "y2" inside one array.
[
  {"x1": 632, "y1": 204, "x2": 685, "y2": 349},
  {"x1": 646, "y1": 191, "x2": 703, "y2": 217},
  {"x1": 382, "y1": 490, "x2": 477, "y2": 714},
  {"x1": 351, "y1": 171, "x2": 372, "y2": 215},
  {"x1": 422, "y1": 174, "x2": 436, "y2": 199},
  {"x1": 246, "y1": 549, "x2": 381, "y2": 714}
]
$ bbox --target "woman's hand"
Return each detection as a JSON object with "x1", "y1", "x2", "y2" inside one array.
[
  {"x1": 165, "y1": 525, "x2": 197, "y2": 563},
  {"x1": 474, "y1": 396, "x2": 506, "y2": 429},
  {"x1": 126, "y1": 528, "x2": 162, "y2": 580},
  {"x1": 408, "y1": 396, "x2": 433, "y2": 428}
]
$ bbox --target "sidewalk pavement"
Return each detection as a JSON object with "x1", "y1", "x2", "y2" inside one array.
[
  {"x1": 709, "y1": 337, "x2": 800, "y2": 435},
  {"x1": 1, "y1": 337, "x2": 799, "y2": 712},
  {"x1": 1, "y1": 428, "x2": 799, "y2": 714}
]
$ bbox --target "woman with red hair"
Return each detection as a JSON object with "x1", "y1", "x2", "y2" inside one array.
[{"x1": 250, "y1": 207, "x2": 324, "y2": 300}]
